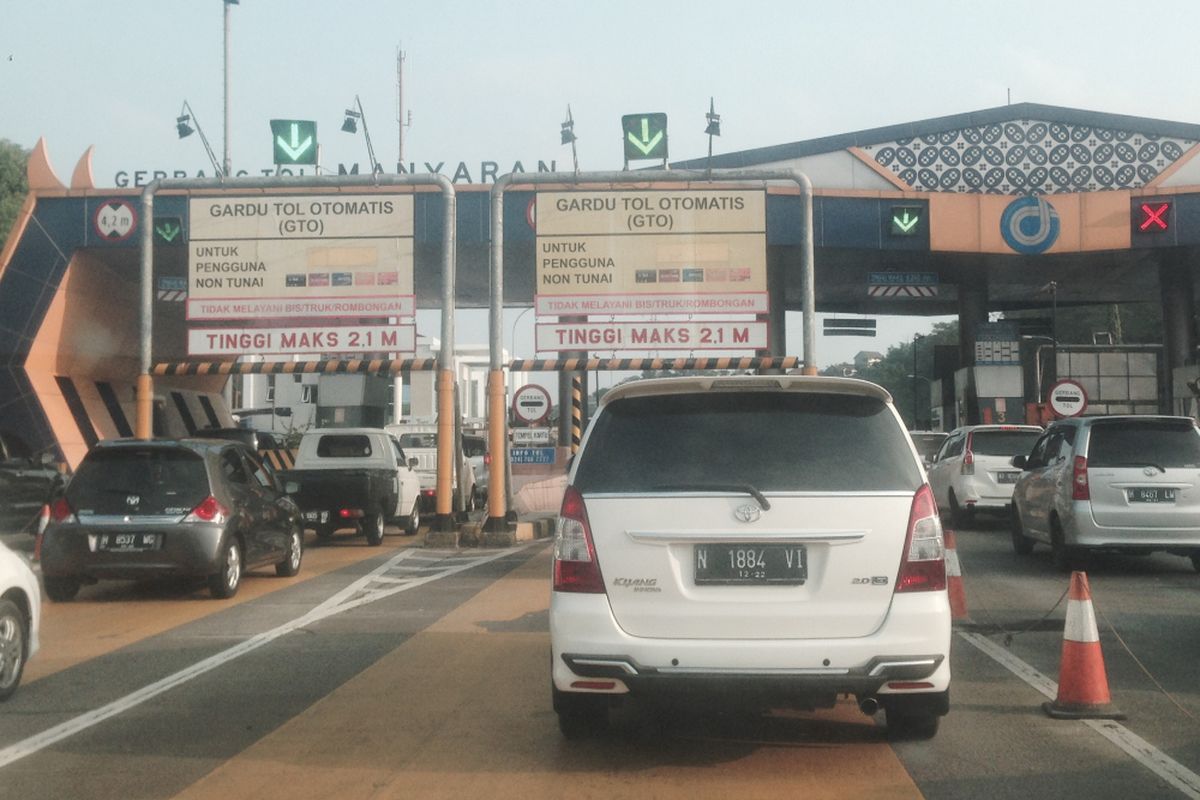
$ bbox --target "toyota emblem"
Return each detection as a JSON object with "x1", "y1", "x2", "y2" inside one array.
[{"x1": 734, "y1": 504, "x2": 761, "y2": 523}]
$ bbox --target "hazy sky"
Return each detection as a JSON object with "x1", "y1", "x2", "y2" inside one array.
[{"x1": 6, "y1": 0, "x2": 1198, "y2": 366}]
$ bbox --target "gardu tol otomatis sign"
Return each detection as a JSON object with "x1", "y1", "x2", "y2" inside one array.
[
  {"x1": 185, "y1": 194, "x2": 415, "y2": 356},
  {"x1": 533, "y1": 189, "x2": 768, "y2": 353}
]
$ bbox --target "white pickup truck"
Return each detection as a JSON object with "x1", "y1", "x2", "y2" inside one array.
[
  {"x1": 281, "y1": 428, "x2": 423, "y2": 545},
  {"x1": 385, "y1": 423, "x2": 477, "y2": 512}
]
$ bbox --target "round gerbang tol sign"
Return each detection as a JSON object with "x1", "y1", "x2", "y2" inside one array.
[
  {"x1": 1048, "y1": 379, "x2": 1088, "y2": 418},
  {"x1": 511, "y1": 384, "x2": 552, "y2": 425}
]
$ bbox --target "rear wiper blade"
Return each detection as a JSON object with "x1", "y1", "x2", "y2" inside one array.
[{"x1": 649, "y1": 483, "x2": 771, "y2": 511}]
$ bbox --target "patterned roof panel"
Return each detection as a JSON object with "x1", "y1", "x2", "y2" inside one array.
[{"x1": 861, "y1": 119, "x2": 1194, "y2": 194}]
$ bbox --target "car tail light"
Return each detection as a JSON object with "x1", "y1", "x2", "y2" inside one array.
[
  {"x1": 483, "y1": 453, "x2": 492, "y2": 466},
  {"x1": 896, "y1": 484, "x2": 946, "y2": 593},
  {"x1": 961, "y1": 437, "x2": 975, "y2": 475},
  {"x1": 553, "y1": 486, "x2": 605, "y2": 594},
  {"x1": 49, "y1": 497, "x2": 76, "y2": 524},
  {"x1": 184, "y1": 495, "x2": 229, "y2": 524},
  {"x1": 338, "y1": 508, "x2": 364, "y2": 519},
  {"x1": 1073, "y1": 455, "x2": 1090, "y2": 501}
]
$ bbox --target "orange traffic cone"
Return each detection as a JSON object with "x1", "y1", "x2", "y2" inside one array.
[
  {"x1": 944, "y1": 530, "x2": 968, "y2": 620},
  {"x1": 1043, "y1": 571, "x2": 1125, "y2": 720}
]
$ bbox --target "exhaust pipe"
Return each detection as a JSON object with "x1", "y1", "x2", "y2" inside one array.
[{"x1": 858, "y1": 696, "x2": 879, "y2": 715}]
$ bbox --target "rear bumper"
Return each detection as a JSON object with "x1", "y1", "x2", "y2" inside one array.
[
  {"x1": 1063, "y1": 506, "x2": 1200, "y2": 550},
  {"x1": 551, "y1": 590, "x2": 951, "y2": 703},
  {"x1": 955, "y1": 476, "x2": 1017, "y2": 510},
  {"x1": 40, "y1": 523, "x2": 227, "y2": 579}
]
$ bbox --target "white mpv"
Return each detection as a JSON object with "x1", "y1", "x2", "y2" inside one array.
[{"x1": 550, "y1": 376, "x2": 951, "y2": 740}]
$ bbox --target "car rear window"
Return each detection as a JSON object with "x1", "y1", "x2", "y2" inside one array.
[
  {"x1": 316, "y1": 435, "x2": 373, "y2": 458},
  {"x1": 969, "y1": 431, "x2": 1041, "y2": 457},
  {"x1": 1087, "y1": 420, "x2": 1200, "y2": 468},
  {"x1": 574, "y1": 391, "x2": 922, "y2": 493},
  {"x1": 67, "y1": 447, "x2": 209, "y2": 516},
  {"x1": 911, "y1": 434, "x2": 947, "y2": 458},
  {"x1": 398, "y1": 433, "x2": 437, "y2": 449}
]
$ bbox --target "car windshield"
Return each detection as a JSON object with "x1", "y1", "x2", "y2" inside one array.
[
  {"x1": 574, "y1": 391, "x2": 922, "y2": 493},
  {"x1": 1087, "y1": 420, "x2": 1200, "y2": 468},
  {"x1": 969, "y1": 431, "x2": 1041, "y2": 457},
  {"x1": 67, "y1": 447, "x2": 209, "y2": 516}
]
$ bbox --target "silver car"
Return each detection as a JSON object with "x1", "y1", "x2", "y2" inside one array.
[{"x1": 1010, "y1": 416, "x2": 1200, "y2": 571}]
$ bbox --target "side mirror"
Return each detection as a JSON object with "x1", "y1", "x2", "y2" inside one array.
[
  {"x1": 37, "y1": 452, "x2": 57, "y2": 469},
  {"x1": 1011, "y1": 455, "x2": 1027, "y2": 469},
  {"x1": 284, "y1": 480, "x2": 300, "y2": 495},
  {"x1": 408, "y1": 457, "x2": 419, "y2": 469}
]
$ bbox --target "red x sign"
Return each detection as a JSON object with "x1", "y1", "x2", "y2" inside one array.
[{"x1": 1138, "y1": 202, "x2": 1171, "y2": 232}]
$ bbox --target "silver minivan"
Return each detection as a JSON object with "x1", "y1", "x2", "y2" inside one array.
[{"x1": 1010, "y1": 415, "x2": 1200, "y2": 571}]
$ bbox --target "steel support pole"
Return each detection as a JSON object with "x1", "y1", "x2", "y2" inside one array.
[
  {"x1": 1160, "y1": 252, "x2": 1197, "y2": 409},
  {"x1": 486, "y1": 168, "x2": 816, "y2": 532},
  {"x1": 223, "y1": 0, "x2": 232, "y2": 178}
]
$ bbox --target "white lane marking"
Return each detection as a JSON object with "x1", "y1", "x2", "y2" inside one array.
[
  {"x1": 0, "y1": 545, "x2": 530, "y2": 770},
  {"x1": 961, "y1": 632, "x2": 1200, "y2": 799}
]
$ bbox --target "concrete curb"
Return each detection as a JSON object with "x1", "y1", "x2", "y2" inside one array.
[{"x1": 443, "y1": 515, "x2": 556, "y2": 548}]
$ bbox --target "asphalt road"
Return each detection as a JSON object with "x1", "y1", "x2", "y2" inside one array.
[{"x1": 0, "y1": 518, "x2": 1197, "y2": 799}]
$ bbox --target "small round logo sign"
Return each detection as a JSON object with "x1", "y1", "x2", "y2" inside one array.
[
  {"x1": 512, "y1": 384, "x2": 552, "y2": 425},
  {"x1": 1048, "y1": 379, "x2": 1087, "y2": 418},
  {"x1": 1000, "y1": 196, "x2": 1060, "y2": 254}
]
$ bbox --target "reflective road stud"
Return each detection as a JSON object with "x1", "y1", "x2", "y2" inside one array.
[{"x1": 1044, "y1": 571, "x2": 1125, "y2": 720}]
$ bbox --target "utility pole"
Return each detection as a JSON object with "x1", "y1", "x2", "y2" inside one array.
[
  {"x1": 223, "y1": 0, "x2": 236, "y2": 177},
  {"x1": 397, "y1": 46, "x2": 411, "y2": 168}
]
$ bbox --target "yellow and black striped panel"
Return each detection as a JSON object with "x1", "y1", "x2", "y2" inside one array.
[
  {"x1": 258, "y1": 448, "x2": 297, "y2": 471},
  {"x1": 507, "y1": 356, "x2": 803, "y2": 372},
  {"x1": 570, "y1": 375, "x2": 583, "y2": 453},
  {"x1": 152, "y1": 359, "x2": 439, "y2": 377}
]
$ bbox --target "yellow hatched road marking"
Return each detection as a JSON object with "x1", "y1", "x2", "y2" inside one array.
[{"x1": 170, "y1": 547, "x2": 924, "y2": 800}]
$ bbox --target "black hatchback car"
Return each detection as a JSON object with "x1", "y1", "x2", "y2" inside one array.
[{"x1": 40, "y1": 438, "x2": 303, "y2": 600}]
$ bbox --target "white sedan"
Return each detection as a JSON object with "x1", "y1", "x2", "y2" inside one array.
[{"x1": 0, "y1": 540, "x2": 40, "y2": 700}]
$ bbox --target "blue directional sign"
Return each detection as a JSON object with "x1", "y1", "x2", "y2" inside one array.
[{"x1": 511, "y1": 447, "x2": 556, "y2": 465}]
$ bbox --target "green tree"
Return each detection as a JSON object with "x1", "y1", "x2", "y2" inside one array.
[
  {"x1": 822, "y1": 321, "x2": 959, "y2": 429},
  {"x1": 0, "y1": 139, "x2": 29, "y2": 246}
]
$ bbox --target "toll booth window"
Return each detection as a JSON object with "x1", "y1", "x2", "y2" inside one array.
[{"x1": 317, "y1": 434, "x2": 373, "y2": 458}]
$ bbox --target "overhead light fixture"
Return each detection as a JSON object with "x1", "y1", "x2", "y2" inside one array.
[
  {"x1": 176, "y1": 115, "x2": 195, "y2": 139},
  {"x1": 176, "y1": 100, "x2": 223, "y2": 176},
  {"x1": 705, "y1": 97, "x2": 721, "y2": 137},
  {"x1": 340, "y1": 96, "x2": 378, "y2": 171},
  {"x1": 561, "y1": 105, "x2": 579, "y2": 175}
]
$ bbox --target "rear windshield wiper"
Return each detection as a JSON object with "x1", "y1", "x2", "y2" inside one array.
[{"x1": 649, "y1": 483, "x2": 771, "y2": 511}]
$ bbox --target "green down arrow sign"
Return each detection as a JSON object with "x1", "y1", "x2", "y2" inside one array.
[
  {"x1": 154, "y1": 217, "x2": 183, "y2": 245},
  {"x1": 622, "y1": 113, "x2": 668, "y2": 161},
  {"x1": 270, "y1": 119, "x2": 318, "y2": 165},
  {"x1": 890, "y1": 206, "x2": 923, "y2": 236}
]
